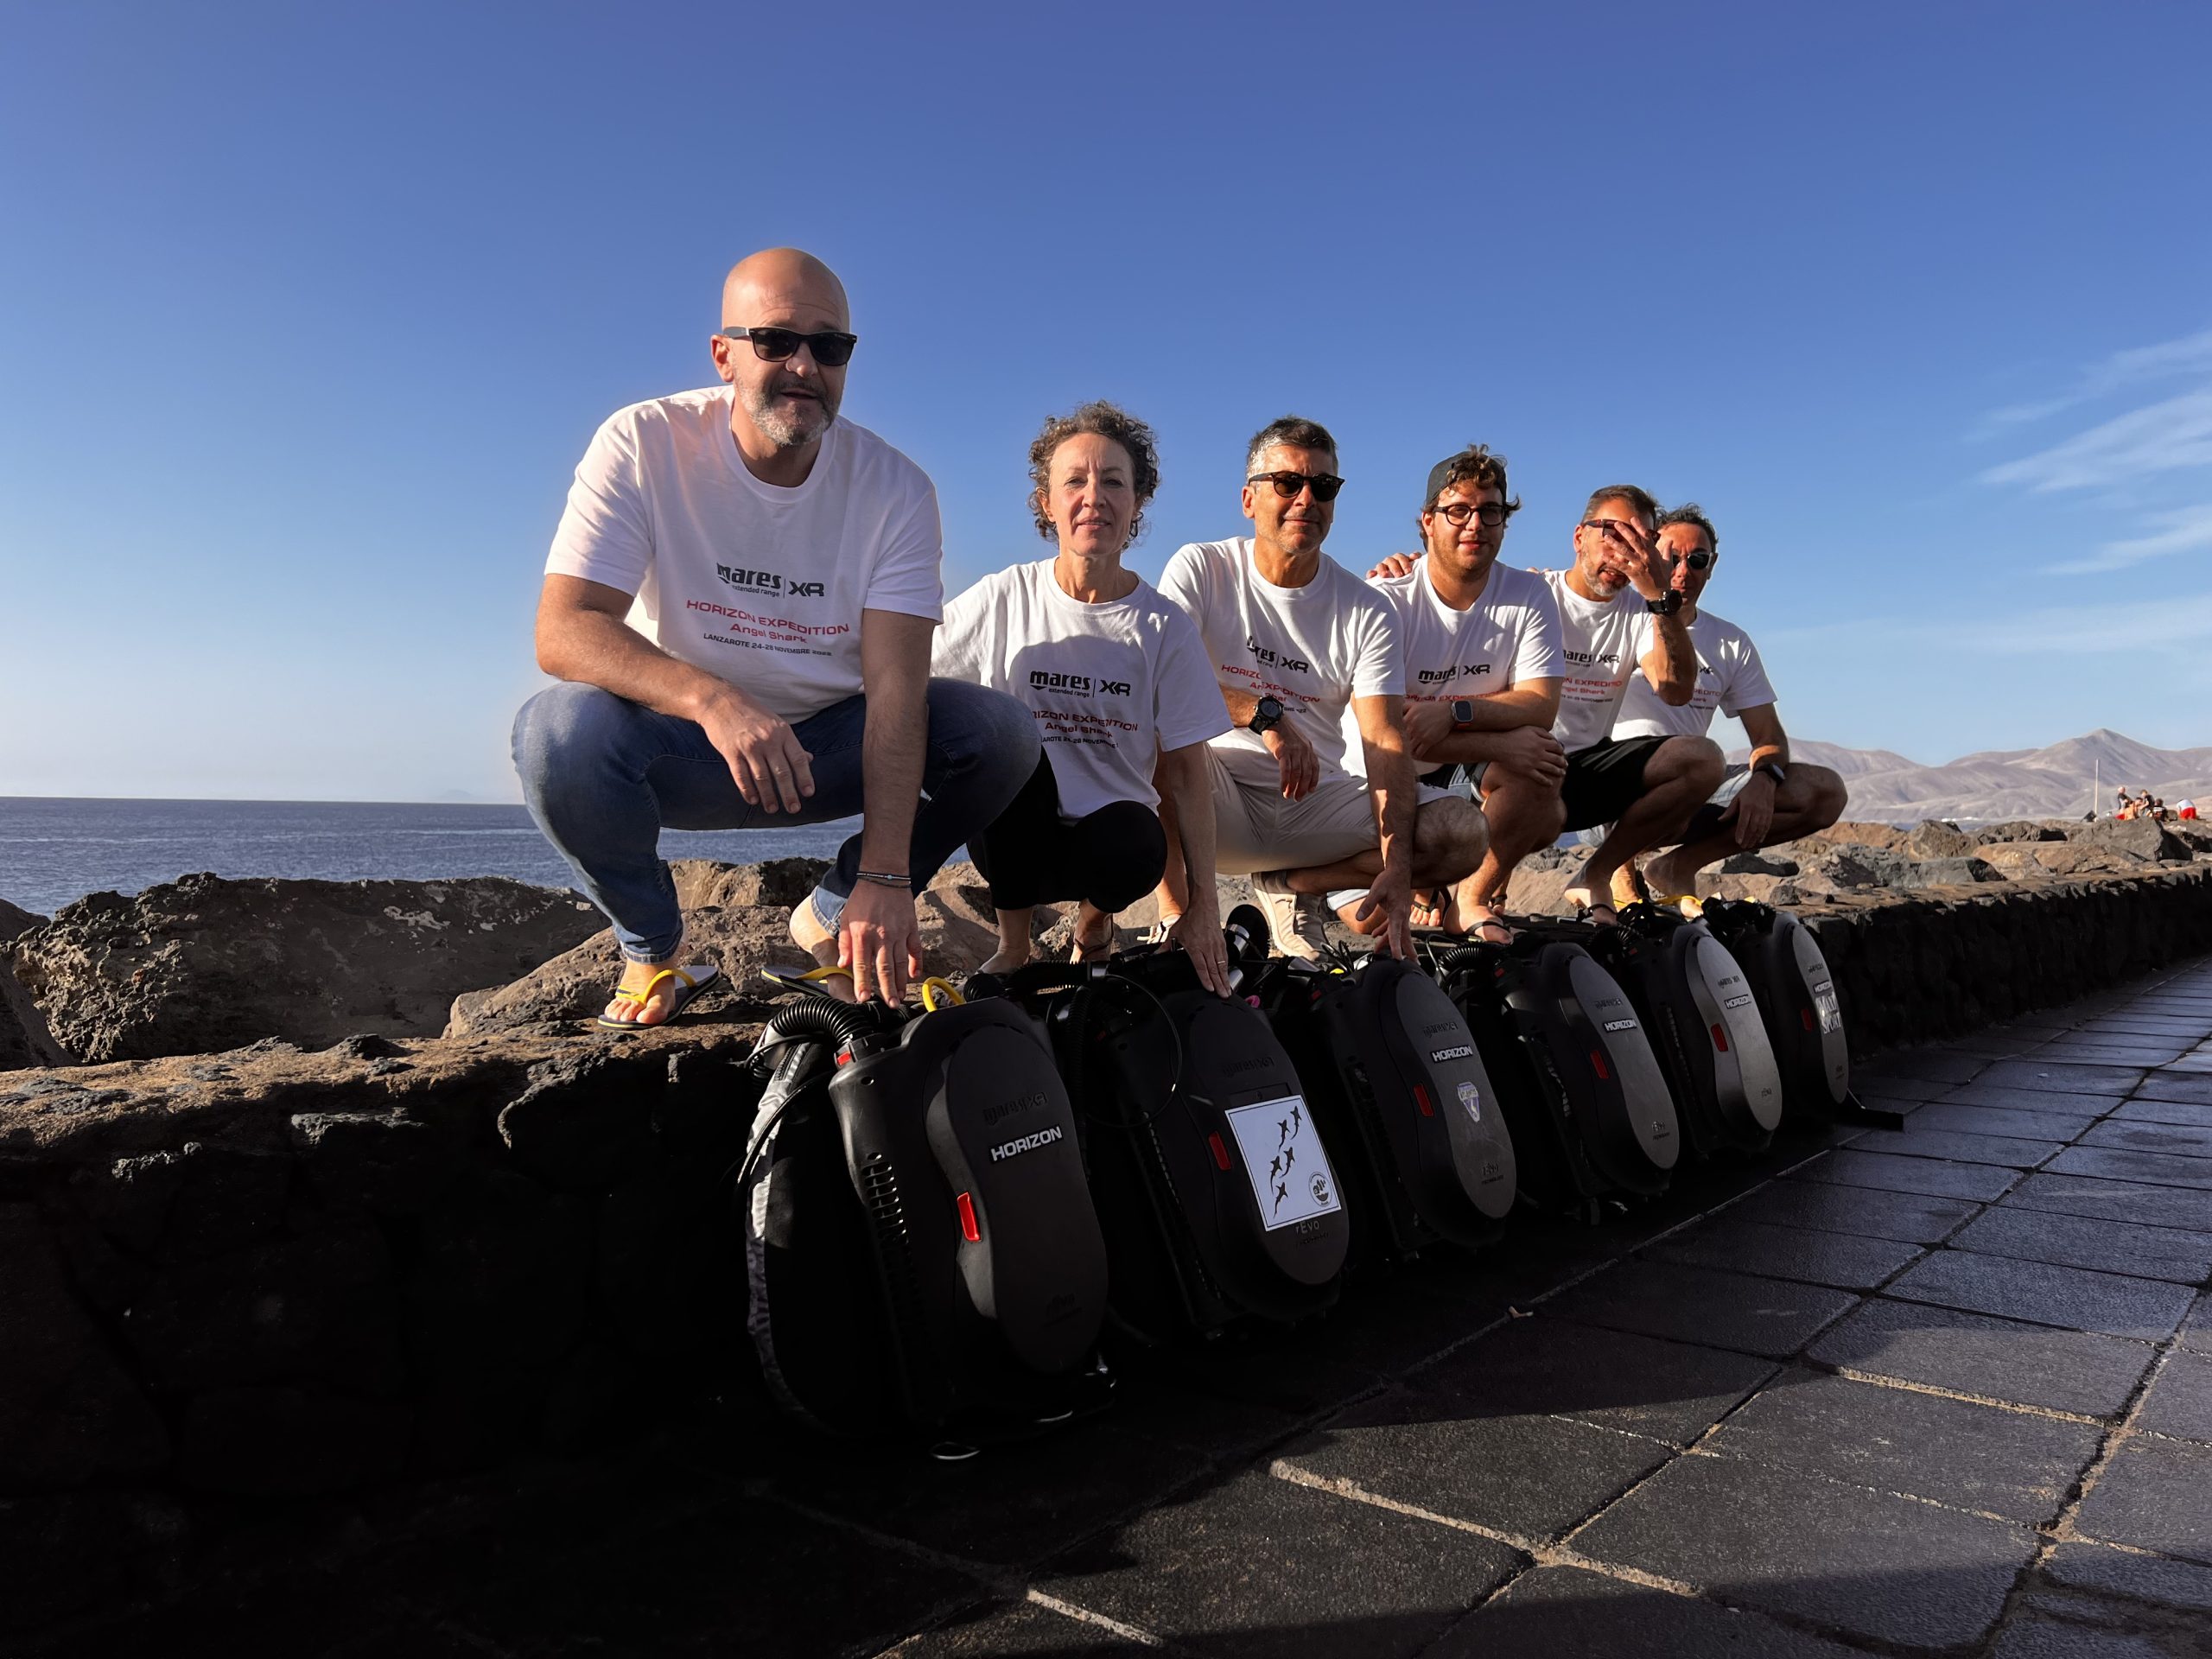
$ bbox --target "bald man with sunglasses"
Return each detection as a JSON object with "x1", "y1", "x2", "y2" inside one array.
[
  {"x1": 515, "y1": 247, "x2": 1039, "y2": 1018},
  {"x1": 1153, "y1": 415, "x2": 1487, "y2": 963},
  {"x1": 1611, "y1": 504, "x2": 1847, "y2": 907}
]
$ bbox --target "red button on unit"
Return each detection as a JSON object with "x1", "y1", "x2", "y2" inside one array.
[{"x1": 955, "y1": 1191, "x2": 981, "y2": 1243}]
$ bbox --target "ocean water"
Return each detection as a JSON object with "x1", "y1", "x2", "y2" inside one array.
[{"x1": 0, "y1": 798, "x2": 859, "y2": 918}]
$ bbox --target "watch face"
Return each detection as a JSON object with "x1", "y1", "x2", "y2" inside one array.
[{"x1": 1451, "y1": 699, "x2": 1475, "y2": 725}]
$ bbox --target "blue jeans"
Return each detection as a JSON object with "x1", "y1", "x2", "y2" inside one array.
[{"x1": 512, "y1": 678, "x2": 1040, "y2": 962}]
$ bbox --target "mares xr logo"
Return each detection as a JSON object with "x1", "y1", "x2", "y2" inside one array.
[
  {"x1": 1247, "y1": 636, "x2": 1312, "y2": 674},
  {"x1": 1415, "y1": 664, "x2": 1493, "y2": 685},
  {"x1": 1562, "y1": 648, "x2": 1619, "y2": 666},
  {"x1": 1029, "y1": 670, "x2": 1133, "y2": 697},
  {"x1": 715, "y1": 564, "x2": 827, "y2": 599}
]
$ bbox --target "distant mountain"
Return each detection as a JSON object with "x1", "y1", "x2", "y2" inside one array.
[{"x1": 1732, "y1": 729, "x2": 2212, "y2": 823}]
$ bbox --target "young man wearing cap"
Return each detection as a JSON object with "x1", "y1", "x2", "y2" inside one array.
[
  {"x1": 1362, "y1": 446, "x2": 1566, "y2": 940},
  {"x1": 1153, "y1": 415, "x2": 1488, "y2": 962},
  {"x1": 1610, "y1": 505, "x2": 1847, "y2": 906}
]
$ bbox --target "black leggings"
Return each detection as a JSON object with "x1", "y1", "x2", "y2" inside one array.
[{"x1": 969, "y1": 756, "x2": 1168, "y2": 912}]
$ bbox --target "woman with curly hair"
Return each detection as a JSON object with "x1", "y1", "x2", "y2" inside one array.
[{"x1": 933, "y1": 401, "x2": 1232, "y2": 994}]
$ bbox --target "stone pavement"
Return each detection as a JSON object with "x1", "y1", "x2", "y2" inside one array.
[{"x1": 29, "y1": 957, "x2": 2212, "y2": 1658}]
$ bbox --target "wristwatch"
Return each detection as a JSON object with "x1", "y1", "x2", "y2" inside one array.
[
  {"x1": 1247, "y1": 695, "x2": 1285, "y2": 735},
  {"x1": 1450, "y1": 698, "x2": 1477, "y2": 730},
  {"x1": 1645, "y1": 590, "x2": 1684, "y2": 616},
  {"x1": 1757, "y1": 761, "x2": 1788, "y2": 787}
]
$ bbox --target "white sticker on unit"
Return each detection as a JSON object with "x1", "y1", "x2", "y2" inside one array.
[
  {"x1": 1457, "y1": 1078, "x2": 1483, "y2": 1123},
  {"x1": 1223, "y1": 1095, "x2": 1342, "y2": 1231}
]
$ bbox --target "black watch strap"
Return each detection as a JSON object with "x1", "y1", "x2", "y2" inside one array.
[{"x1": 1645, "y1": 591, "x2": 1682, "y2": 615}]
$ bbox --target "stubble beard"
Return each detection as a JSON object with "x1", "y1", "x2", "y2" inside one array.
[{"x1": 741, "y1": 378, "x2": 840, "y2": 450}]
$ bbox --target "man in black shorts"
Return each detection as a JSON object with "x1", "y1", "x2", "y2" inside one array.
[{"x1": 1535, "y1": 486, "x2": 1724, "y2": 918}]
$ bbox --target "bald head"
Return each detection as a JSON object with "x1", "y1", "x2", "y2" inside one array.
[{"x1": 721, "y1": 247, "x2": 849, "y2": 331}]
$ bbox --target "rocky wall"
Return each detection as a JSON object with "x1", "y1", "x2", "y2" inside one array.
[{"x1": 3, "y1": 864, "x2": 2211, "y2": 1631}]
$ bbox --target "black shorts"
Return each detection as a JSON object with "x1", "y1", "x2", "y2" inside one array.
[{"x1": 1560, "y1": 734, "x2": 1669, "y2": 832}]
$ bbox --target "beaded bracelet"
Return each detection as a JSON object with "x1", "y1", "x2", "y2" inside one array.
[{"x1": 855, "y1": 869, "x2": 912, "y2": 888}]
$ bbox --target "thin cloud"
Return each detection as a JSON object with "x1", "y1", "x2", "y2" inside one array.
[
  {"x1": 1980, "y1": 390, "x2": 2212, "y2": 493},
  {"x1": 2044, "y1": 505, "x2": 2212, "y2": 575},
  {"x1": 1976, "y1": 326, "x2": 2212, "y2": 435}
]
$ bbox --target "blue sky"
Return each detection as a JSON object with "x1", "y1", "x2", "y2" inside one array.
[{"x1": 3, "y1": 0, "x2": 2209, "y2": 802}]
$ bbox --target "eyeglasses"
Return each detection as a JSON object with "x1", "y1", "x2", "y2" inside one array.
[
  {"x1": 717, "y1": 327, "x2": 860, "y2": 367},
  {"x1": 1430, "y1": 501, "x2": 1513, "y2": 528},
  {"x1": 1248, "y1": 471, "x2": 1345, "y2": 502},
  {"x1": 1663, "y1": 550, "x2": 1715, "y2": 571},
  {"x1": 1578, "y1": 518, "x2": 1649, "y2": 541}
]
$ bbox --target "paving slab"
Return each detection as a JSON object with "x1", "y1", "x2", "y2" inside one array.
[
  {"x1": 1702, "y1": 1366, "x2": 2100, "y2": 1522},
  {"x1": 2005, "y1": 1169, "x2": 2212, "y2": 1232},
  {"x1": 2073, "y1": 1436, "x2": 2212, "y2": 1565},
  {"x1": 2184, "y1": 1294, "x2": 2212, "y2": 1353},
  {"x1": 1128, "y1": 1333, "x2": 1384, "y2": 1421},
  {"x1": 1643, "y1": 1217, "x2": 1922, "y2": 1291},
  {"x1": 1872, "y1": 1124, "x2": 2063, "y2": 1168},
  {"x1": 1849, "y1": 1073, "x2": 1955, "y2": 1103},
  {"x1": 760, "y1": 1421, "x2": 1202, "y2": 1568},
  {"x1": 441, "y1": 1493, "x2": 981, "y2": 1658},
  {"x1": 1433, "y1": 1565, "x2": 1866, "y2": 1658},
  {"x1": 2036, "y1": 1041, "x2": 2194, "y2": 1066},
  {"x1": 884, "y1": 1599, "x2": 1126, "y2": 1656},
  {"x1": 2112, "y1": 1096, "x2": 2212, "y2": 1129},
  {"x1": 1859, "y1": 1051, "x2": 1987, "y2": 1085},
  {"x1": 2087, "y1": 1015, "x2": 2212, "y2": 1037},
  {"x1": 2043, "y1": 1539, "x2": 2212, "y2": 1615},
  {"x1": 2045, "y1": 1144, "x2": 2212, "y2": 1192},
  {"x1": 2083, "y1": 1118, "x2": 2212, "y2": 1159},
  {"x1": 1989, "y1": 1614, "x2": 2173, "y2": 1657},
  {"x1": 1948, "y1": 1205, "x2": 2212, "y2": 1284},
  {"x1": 1276, "y1": 1389, "x2": 1671, "y2": 1542},
  {"x1": 2136, "y1": 1350, "x2": 2212, "y2": 1444},
  {"x1": 2137, "y1": 1073, "x2": 2212, "y2": 1105},
  {"x1": 1544, "y1": 1260, "x2": 1858, "y2": 1360},
  {"x1": 1974, "y1": 1058, "x2": 2150, "y2": 1097},
  {"x1": 1792, "y1": 1147, "x2": 2018, "y2": 1201},
  {"x1": 1039, "y1": 1467, "x2": 1523, "y2": 1659},
  {"x1": 1567, "y1": 1452, "x2": 2036, "y2": 1649},
  {"x1": 1410, "y1": 1316, "x2": 1776, "y2": 1449},
  {"x1": 1722, "y1": 1179, "x2": 1978, "y2": 1243},
  {"x1": 1807, "y1": 1298, "x2": 2154, "y2": 1417},
  {"x1": 1942, "y1": 1081, "x2": 2132, "y2": 1112},
  {"x1": 1883, "y1": 1250, "x2": 2195, "y2": 1340},
  {"x1": 1904, "y1": 1100, "x2": 2102, "y2": 1141}
]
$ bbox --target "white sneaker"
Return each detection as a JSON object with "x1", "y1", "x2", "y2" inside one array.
[{"x1": 1249, "y1": 870, "x2": 1331, "y2": 962}]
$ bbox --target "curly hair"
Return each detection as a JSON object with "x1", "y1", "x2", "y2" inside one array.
[
  {"x1": 1419, "y1": 443, "x2": 1522, "y2": 540},
  {"x1": 1027, "y1": 400, "x2": 1160, "y2": 543},
  {"x1": 1656, "y1": 502, "x2": 1719, "y2": 554}
]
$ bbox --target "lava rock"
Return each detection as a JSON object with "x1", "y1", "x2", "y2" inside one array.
[
  {"x1": 1, "y1": 964, "x2": 71, "y2": 1071},
  {"x1": 1975, "y1": 820, "x2": 2064, "y2": 845},
  {"x1": 2068, "y1": 817, "x2": 2190, "y2": 862},
  {"x1": 1904, "y1": 820, "x2": 1978, "y2": 859},
  {"x1": 0, "y1": 898, "x2": 42, "y2": 946},
  {"x1": 1897, "y1": 855, "x2": 2005, "y2": 888},
  {"x1": 8, "y1": 874, "x2": 607, "y2": 1064},
  {"x1": 1718, "y1": 852, "x2": 1800, "y2": 876}
]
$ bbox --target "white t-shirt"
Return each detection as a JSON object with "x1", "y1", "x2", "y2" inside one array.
[
  {"x1": 932, "y1": 560, "x2": 1230, "y2": 819},
  {"x1": 544, "y1": 389, "x2": 944, "y2": 724},
  {"x1": 1366, "y1": 559, "x2": 1564, "y2": 702},
  {"x1": 1541, "y1": 568, "x2": 1650, "y2": 753},
  {"x1": 1616, "y1": 607, "x2": 1779, "y2": 741},
  {"x1": 1157, "y1": 538, "x2": 1402, "y2": 786}
]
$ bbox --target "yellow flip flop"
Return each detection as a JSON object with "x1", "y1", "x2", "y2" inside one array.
[{"x1": 596, "y1": 964, "x2": 721, "y2": 1031}]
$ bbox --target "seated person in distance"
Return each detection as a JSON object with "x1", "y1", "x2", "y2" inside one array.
[
  {"x1": 1361, "y1": 444, "x2": 1564, "y2": 942},
  {"x1": 1153, "y1": 416, "x2": 1487, "y2": 962},
  {"x1": 1610, "y1": 504, "x2": 1847, "y2": 907},
  {"x1": 1541, "y1": 485, "x2": 1726, "y2": 921},
  {"x1": 515, "y1": 248, "x2": 1039, "y2": 1017},
  {"x1": 931, "y1": 401, "x2": 1234, "y2": 996}
]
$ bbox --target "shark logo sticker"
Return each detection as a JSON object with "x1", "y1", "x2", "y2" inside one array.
[
  {"x1": 1457, "y1": 1079, "x2": 1482, "y2": 1123},
  {"x1": 1224, "y1": 1095, "x2": 1341, "y2": 1231}
]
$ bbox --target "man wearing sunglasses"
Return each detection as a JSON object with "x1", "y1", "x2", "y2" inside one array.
[
  {"x1": 1154, "y1": 416, "x2": 1487, "y2": 962},
  {"x1": 1611, "y1": 505, "x2": 1847, "y2": 906},
  {"x1": 515, "y1": 247, "x2": 1039, "y2": 1017},
  {"x1": 1361, "y1": 445, "x2": 1566, "y2": 942},
  {"x1": 1540, "y1": 485, "x2": 1726, "y2": 921}
]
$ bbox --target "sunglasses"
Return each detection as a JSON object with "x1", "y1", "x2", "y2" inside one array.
[
  {"x1": 1663, "y1": 550, "x2": 1715, "y2": 571},
  {"x1": 1248, "y1": 470, "x2": 1345, "y2": 502},
  {"x1": 717, "y1": 326, "x2": 860, "y2": 367},
  {"x1": 1431, "y1": 501, "x2": 1513, "y2": 528}
]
